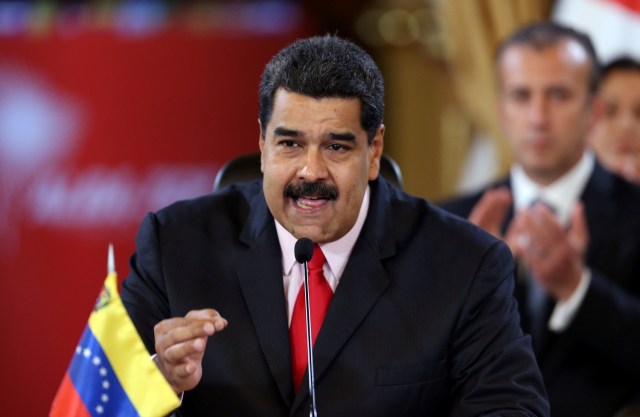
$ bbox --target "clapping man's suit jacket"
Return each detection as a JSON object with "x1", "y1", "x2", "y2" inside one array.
[
  {"x1": 441, "y1": 162, "x2": 640, "y2": 417},
  {"x1": 122, "y1": 177, "x2": 549, "y2": 417}
]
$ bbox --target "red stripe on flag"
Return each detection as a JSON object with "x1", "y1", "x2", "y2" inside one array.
[
  {"x1": 604, "y1": 0, "x2": 640, "y2": 14},
  {"x1": 49, "y1": 372, "x2": 92, "y2": 417}
]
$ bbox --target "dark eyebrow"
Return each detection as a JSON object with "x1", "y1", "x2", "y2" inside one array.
[
  {"x1": 273, "y1": 127, "x2": 301, "y2": 137},
  {"x1": 329, "y1": 132, "x2": 357, "y2": 142}
]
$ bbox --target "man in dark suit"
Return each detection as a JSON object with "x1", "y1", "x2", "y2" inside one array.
[
  {"x1": 121, "y1": 35, "x2": 549, "y2": 416},
  {"x1": 441, "y1": 22, "x2": 640, "y2": 417}
]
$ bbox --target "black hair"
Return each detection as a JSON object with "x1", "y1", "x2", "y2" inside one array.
[
  {"x1": 601, "y1": 55, "x2": 640, "y2": 80},
  {"x1": 496, "y1": 21, "x2": 600, "y2": 94},
  {"x1": 259, "y1": 34, "x2": 384, "y2": 144}
]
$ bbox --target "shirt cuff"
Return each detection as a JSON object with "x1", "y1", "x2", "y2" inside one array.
[{"x1": 548, "y1": 268, "x2": 591, "y2": 332}]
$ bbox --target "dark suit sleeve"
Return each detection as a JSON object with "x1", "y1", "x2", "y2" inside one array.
[
  {"x1": 449, "y1": 240, "x2": 549, "y2": 417},
  {"x1": 564, "y1": 271, "x2": 640, "y2": 373},
  {"x1": 121, "y1": 212, "x2": 171, "y2": 353}
]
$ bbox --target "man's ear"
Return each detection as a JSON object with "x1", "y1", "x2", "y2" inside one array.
[
  {"x1": 258, "y1": 119, "x2": 265, "y2": 173},
  {"x1": 496, "y1": 94, "x2": 506, "y2": 132},
  {"x1": 368, "y1": 124, "x2": 384, "y2": 181}
]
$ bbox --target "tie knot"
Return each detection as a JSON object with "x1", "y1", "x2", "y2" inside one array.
[
  {"x1": 308, "y1": 244, "x2": 326, "y2": 271},
  {"x1": 530, "y1": 198, "x2": 556, "y2": 214}
]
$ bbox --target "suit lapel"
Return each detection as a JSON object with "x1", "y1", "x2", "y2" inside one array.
[
  {"x1": 235, "y1": 190, "x2": 294, "y2": 407},
  {"x1": 498, "y1": 178, "x2": 515, "y2": 236},
  {"x1": 316, "y1": 240, "x2": 391, "y2": 371},
  {"x1": 581, "y1": 163, "x2": 616, "y2": 261}
]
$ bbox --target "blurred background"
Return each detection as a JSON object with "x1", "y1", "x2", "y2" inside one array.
[{"x1": 0, "y1": 0, "x2": 638, "y2": 415}]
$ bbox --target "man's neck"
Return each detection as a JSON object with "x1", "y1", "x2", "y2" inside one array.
[{"x1": 511, "y1": 152, "x2": 595, "y2": 226}]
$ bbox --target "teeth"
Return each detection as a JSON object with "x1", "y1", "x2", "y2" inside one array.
[
  {"x1": 295, "y1": 197, "x2": 325, "y2": 209},
  {"x1": 296, "y1": 198, "x2": 311, "y2": 209}
]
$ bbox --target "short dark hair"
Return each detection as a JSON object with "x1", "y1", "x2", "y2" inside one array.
[
  {"x1": 259, "y1": 34, "x2": 384, "y2": 144},
  {"x1": 601, "y1": 55, "x2": 640, "y2": 80},
  {"x1": 496, "y1": 21, "x2": 601, "y2": 94}
]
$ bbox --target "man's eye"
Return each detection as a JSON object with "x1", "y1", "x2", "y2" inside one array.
[
  {"x1": 281, "y1": 140, "x2": 298, "y2": 147},
  {"x1": 329, "y1": 143, "x2": 349, "y2": 151},
  {"x1": 512, "y1": 91, "x2": 529, "y2": 102}
]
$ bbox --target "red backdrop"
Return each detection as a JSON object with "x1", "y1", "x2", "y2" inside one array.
[{"x1": 0, "y1": 5, "x2": 313, "y2": 415}]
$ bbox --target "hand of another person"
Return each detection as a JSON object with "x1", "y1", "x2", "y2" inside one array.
[
  {"x1": 514, "y1": 202, "x2": 589, "y2": 301},
  {"x1": 619, "y1": 155, "x2": 640, "y2": 184},
  {"x1": 468, "y1": 187, "x2": 514, "y2": 251},
  {"x1": 153, "y1": 309, "x2": 228, "y2": 394}
]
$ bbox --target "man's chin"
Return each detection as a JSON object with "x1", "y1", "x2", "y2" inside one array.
[
  {"x1": 291, "y1": 226, "x2": 325, "y2": 242},
  {"x1": 287, "y1": 222, "x2": 338, "y2": 243}
]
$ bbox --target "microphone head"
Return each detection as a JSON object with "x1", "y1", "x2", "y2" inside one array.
[{"x1": 294, "y1": 238, "x2": 314, "y2": 263}]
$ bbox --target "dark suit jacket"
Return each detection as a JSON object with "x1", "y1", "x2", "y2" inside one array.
[
  {"x1": 121, "y1": 177, "x2": 549, "y2": 417},
  {"x1": 441, "y1": 163, "x2": 640, "y2": 417}
]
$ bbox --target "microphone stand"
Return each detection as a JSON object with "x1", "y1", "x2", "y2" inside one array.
[{"x1": 302, "y1": 260, "x2": 318, "y2": 417}]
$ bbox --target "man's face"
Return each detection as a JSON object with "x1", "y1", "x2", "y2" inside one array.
[
  {"x1": 259, "y1": 88, "x2": 383, "y2": 243},
  {"x1": 497, "y1": 40, "x2": 596, "y2": 184},
  {"x1": 589, "y1": 69, "x2": 640, "y2": 169}
]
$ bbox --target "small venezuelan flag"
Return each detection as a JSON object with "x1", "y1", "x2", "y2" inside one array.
[{"x1": 50, "y1": 246, "x2": 180, "y2": 417}]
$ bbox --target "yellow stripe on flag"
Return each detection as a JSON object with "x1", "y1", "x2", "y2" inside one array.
[{"x1": 88, "y1": 272, "x2": 180, "y2": 417}]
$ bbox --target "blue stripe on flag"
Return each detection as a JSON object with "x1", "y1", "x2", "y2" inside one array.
[{"x1": 68, "y1": 326, "x2": 139, "y2": 417}]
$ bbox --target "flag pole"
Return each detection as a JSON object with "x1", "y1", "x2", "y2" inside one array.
[{"x1": 108, "y1": 243, "x2": 115, "y2": 274}]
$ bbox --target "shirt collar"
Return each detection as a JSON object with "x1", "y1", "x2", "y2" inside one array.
[
  {"x1": 511, "y1": 151, "x2": 594, "y2": 226},
  {"x1": 276, "y1": 186, "x2": 370, "y2": 279}
]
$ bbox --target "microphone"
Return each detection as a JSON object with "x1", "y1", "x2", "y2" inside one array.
[
  {"x1": 294, "y1": 237, "x2": 319, "y2": 417},
  {"x1": 294, "y1": 237, "x2": 314, "y2": 264}
]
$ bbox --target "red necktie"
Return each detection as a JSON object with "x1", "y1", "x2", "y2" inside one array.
[{"x1": 290, "y1": 244, "x2": 333, "y2": 391}]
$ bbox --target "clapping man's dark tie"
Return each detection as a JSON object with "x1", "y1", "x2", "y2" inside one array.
[{"x1": 522, "y1": 199, "x2": 556, "y2": 353}]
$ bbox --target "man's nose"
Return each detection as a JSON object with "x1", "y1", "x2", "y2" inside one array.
[
  {"x1": 528, "y1": 95, "x2": 550, "y2": 127},
  {"x1": 298, "y1": 148, "x2": 328, "y2": 181}
]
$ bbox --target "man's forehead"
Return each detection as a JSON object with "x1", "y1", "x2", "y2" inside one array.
[
  {"x1": 561, "y1": 39, "x2": 589, "y2": 65},
  {"x1": 266, "y1": 90, "x2": 364, "y2": 132}
]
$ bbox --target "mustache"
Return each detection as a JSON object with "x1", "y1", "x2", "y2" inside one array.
[{"x1": 284, "y1": 181, "x2": 339, "y2": 200}]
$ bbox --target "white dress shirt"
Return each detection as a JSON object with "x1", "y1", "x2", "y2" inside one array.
[
  {"x1": 275, "y1": 187, "x2": 370, "y2": 326},
  {"x1": 510, "y1": 151, "x2": 594, "y2": 332}
]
